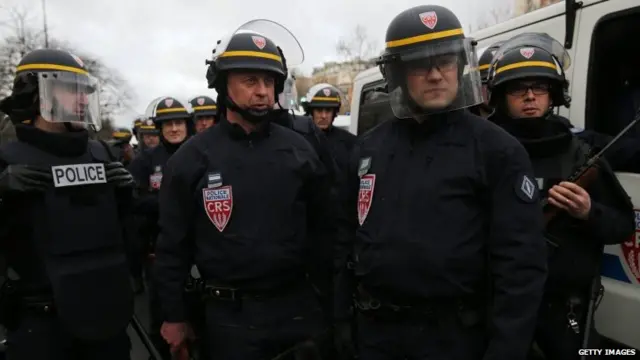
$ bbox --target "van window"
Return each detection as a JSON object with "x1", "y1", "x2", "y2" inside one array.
[
  {"x1": 357, "y1": 80, "x2": 393, "y2": 135},
  {"x1": 586, "y1": 8, "x2": 640, "y2": 138}
]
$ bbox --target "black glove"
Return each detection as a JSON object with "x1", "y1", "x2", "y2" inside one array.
[
  {"x1": 0, "y1": 164, "x2": 52, "y2": 194},
  {"x1": 105, "y1": 162, "x2": 134, "y2": 188},
  {"x1": 334, "y1": 321, "x2": 357, "y2": 360}
]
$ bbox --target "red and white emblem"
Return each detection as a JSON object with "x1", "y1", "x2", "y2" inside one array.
[
  {"x1": 322, "y1": 88, "x2": 331, "y2": 97},
  {"x1": 164, "y1": 98, "x2": 174, "y2": 107},
  {"x1": 358, "y1": 174, "x2": 375, "y2": 225},
  {"x1": 252, "y1": 36, "x2": 266, "y2": 50},
  {"x1": 419, "y1": 11, "x2": 438, "y2": 29},
  {"x1": 520, "y1": 48, "x2": 535, "y2": 59},
  {"x1": 622, "y1": 210, "x2": 640, "y2": 283},
  {"x1": 197, "y1": 97, "x2": 205, "y2": 106},
  {"x1": 70, "y1": 53, "x2": 84, "y2": 67},
  {"x1": 149, "y1": 172, "x2": 162, "y2": 190},
  {"x1": 203, "y1": 186, "x2": 233, "y2": 232}
]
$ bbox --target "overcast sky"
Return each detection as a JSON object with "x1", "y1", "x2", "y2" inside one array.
[{"x1": 1, "y1": 0, "x2": 512, "y2": 128}]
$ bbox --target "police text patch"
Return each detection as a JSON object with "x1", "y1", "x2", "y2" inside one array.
[
  {"x1": 515, "y1": 173, "x2": 537, "y2": 203},
  {"x1": 51, "y1": 163, "x2": 106, "y2": 188}
]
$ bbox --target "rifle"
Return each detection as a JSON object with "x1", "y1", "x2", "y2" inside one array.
[
  {"x1": 131, "y1": 313, "x2": 164, "y2": 360},
  {"x1": 542, "y1": 111, "x2": 640, "y2": 226}
]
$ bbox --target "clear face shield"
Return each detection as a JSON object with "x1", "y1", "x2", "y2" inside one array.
[
  {"x1": 385, "y1": 38, "x2": 483, "y2": 119},
  {"x1": 37, "y1": 71, "x2": 101, "y2": 130},
  {"x1": 305, "y1": 83, "x2": 345, "y2": 105},
  {"x1": 277, "y1": 73, "x2": 298, "y2": 110},
  {"x1": 144, "y1": 96, "x2": 167, "y2": 118},
  {"x1": 492, "y1": 33, "x2": 571, "y2": 71},
  {"x1": 213, "y1": 19, "x2": 305, "y2": 67}
]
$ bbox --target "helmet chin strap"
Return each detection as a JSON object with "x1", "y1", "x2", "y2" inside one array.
[{"x1": 224, "y1": 94, "x2": 273, "y2": 124}]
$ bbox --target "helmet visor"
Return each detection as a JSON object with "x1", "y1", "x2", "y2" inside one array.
[
  {"x1": 213, "y1": 19, "x2": 304, "y2": 66},
  {"x1": 493, "y1": 33, "x2": 570, "y2": 70},
  {"x1": 277, "y1": 74, "x2": 298, "y2": 110},
  {"x1": 37, "y1": 72, "x2": 101, "y2": 130},
  {"x1": 385, "y1": 38, "x2": 482, "y2": 119}
]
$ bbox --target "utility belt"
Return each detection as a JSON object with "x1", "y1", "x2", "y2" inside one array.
[
  {"x1": 354, "y1": 285, "x2": 483, "y2": 327},
  {"x1": 0, "y1": 281, "x2": 57, "y2": 329},
  {"x1": 201, "y1": 279, "x2": 306, "y2": 303}
]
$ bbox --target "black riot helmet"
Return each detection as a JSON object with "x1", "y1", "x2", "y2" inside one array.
[
  {"x1": 377, "y1": 5, "x2": 483, "y2": 119},
  {"x1": 132, "y1": 117, "x2": 143, "y2": 138},
  {"x1": 478, "y1": 41, "x2": 504, "y2": 84},
  {"x1": 0, "y1": 48, "x2": 101, "y2": 131},
  {"x1": 205, "y1": 19, "x2": 304, "y2": 123},
  {"x1": 146, "y1": 96, "x2": 194, "y2": 136},
  {"x1": 302, "y1": 83, "x2": 343, "y2": 116},
  {"x1": 487, "y1": 45, "x2": 569, "y2": 108},
  {"x1": 137, "y1": 117, "x2": 159, "y2": 136},
  {"x1": 109, "y1": 127, "x2": 132, "y2": 147},
  {"x1": 188, "y1": 95, "x2": 217, "y2": 120}
]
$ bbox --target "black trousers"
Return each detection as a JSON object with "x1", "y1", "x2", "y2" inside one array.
[
  {"x1": 356, "y1": 309, "x2": 485, "y2": 360},
  {"x1": 202, "y1": 283, "x2": 327, "y2": 360},
  {"x1": 5, "y1": 313, "x2": 130, "y2": 360},
  {"x1": 531, "y1": 295, "x2": 600, "y2": 360}
]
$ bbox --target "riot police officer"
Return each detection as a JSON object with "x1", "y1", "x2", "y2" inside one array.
[
  {"x1": 188, "y1": 95, "x2": 217, "y2": 133},
  {"x1": 128, "y1": 96, "x2": 193, "y2": 359},
  {"x1": 155, "y1": 20, "x2": 337, "y2": 360},
  {"x1": 470, "y1": 40, "x2": 503, "y2": 118},
  {"x1": 335, "y1": 6, "x2": 548, "y2": 360},
  {"x1": 486, "y1": 34, "x2": 635, "y2": 360},
  {"x1": 108, "y1": 127, "x2": 135, "y2": 166},
  {"x1": 0, "y1": 48, "x2": 134, "y2": 360},
  {"x1": 137, "y1": 117, "x2": 161, "y2": 150},
  {"x1": 132, "y1": 117, "x2": 143, "y2": 153},
  {"x1": 302, "y1": 84, "x2": 356, "y2": 177}
]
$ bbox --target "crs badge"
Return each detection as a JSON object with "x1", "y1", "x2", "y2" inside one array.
[
  {"x1": 358, "y1": 174, "x2": 375, "y2": 225},
  {"x1": 203, "y1": 186, "x2": 233, "y2": 232},
  {"x1": 149, "y1": 166, "x2": 162, "y2": 190}
]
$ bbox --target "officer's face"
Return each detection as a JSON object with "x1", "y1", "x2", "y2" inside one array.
[
  {"x1": 405, "y1": 55, "x2": 459, "y2": 110},
  {"x1": 505, "y1": 79, "x2": 551, "y2": 118},
  {"x1": 52, "y1": 86, "x2": 90, "y2": 117},
  {"x1": 227, "y1": 71, "x2": 276, "y2": 112},
  {"x1": 195, "y1": 116, "x2": 215, "y2": 133},
  {"x1": 312, "y1": 108, "x2": 335, "y2": 130},
  {"x1": 481, "y1": 84, "x2": 490, "y2": 105},
  {"x1": 142, "y1": 134, "x2": 160, "y2": 148},
  {"x1": 161, "y1": 119, "x2": 187, "y2": 144}
]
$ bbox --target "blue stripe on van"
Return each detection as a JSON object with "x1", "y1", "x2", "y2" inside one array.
[{"x1": 601, "y1": 253, "x2": 631, "y2": 283}]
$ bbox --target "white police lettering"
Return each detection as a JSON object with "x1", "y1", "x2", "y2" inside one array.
[
  {"x1": 203, "y1": 186, "x2": 233, "y2": 231},
  {"x1": 521, "y1": 175, "x2": 535, "y2": 200},
  {"x1": 51, "y1": 163, "x2": 106, "y2": 188}
]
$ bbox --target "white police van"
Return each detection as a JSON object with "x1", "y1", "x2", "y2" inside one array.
[{"x1": 349, "y1": 0, "x2": 640, "y2": 350}]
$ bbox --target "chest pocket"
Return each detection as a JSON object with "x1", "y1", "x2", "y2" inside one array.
[
  {"x1": 398, "y1": 141, "x2": 480, "y2": 235},
  {"x1": 198, "y1": 145, "x2": 307, "y2": 238},
  {"x1": 41, "y1": 181, "x2": 121, "y2": 256}
]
